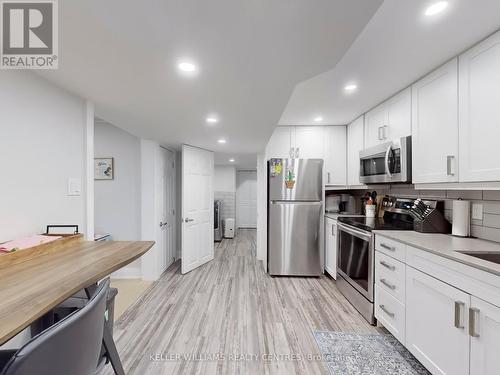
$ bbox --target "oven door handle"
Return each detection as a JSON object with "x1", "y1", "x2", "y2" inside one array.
[
  {"x1": 385, "y1": 145, "x2": 393, "y2": 178},
  {"x1": 338, "y1": 223, "x2": 372, "y2": 240}
]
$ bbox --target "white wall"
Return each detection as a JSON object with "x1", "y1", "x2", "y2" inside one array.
[
  {"x1": 256, "y1": 153, "x2": 267, "y2": 270},
  {"x1": 236, "y1": 170, "x2": 257, "y2": 228},
  {"x1": 94, "y1": 122, "x2": 141, "y2": 277},
  {"x1": 0, "y1": 71, "x2": 86, "y2": 243},
  {"x1": 215, "y1": 165, "x2": 236, "y2": 192}
]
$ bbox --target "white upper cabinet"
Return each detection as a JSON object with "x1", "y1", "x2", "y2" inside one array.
[
  {"x1": 386, "y1": 87, "x2": 412, "y2": 141},
  {"x1": 265, "y1": 125, "x2": 325, "y2": 159},
  {"x1": 266, "y1": 126, "x2": 294, "y2": 159},
  {"x1": 365, "y1": 103, "x2": 388, "y2": 148},
  {"x1": 470, "y1": 296, "x2": 500, "y2": 375},
  {"x1": 365, "y1": 88, "x2": 411, "y2": 148},
  {"x1": 459, "y1": 30, "x2": 500, "y2": 182},
  {"x1": 347, "y1": 116, "x2": 364, "y2": 186},
  {"x1": 324, "y1": 126, "x2": 346, "y2": 185},
  {"x1": 294, "y1": 126, "x2": 324, "y2": 159},
  {"x1": 412, "y1": 59, "x2": 459, "y2": 183}
]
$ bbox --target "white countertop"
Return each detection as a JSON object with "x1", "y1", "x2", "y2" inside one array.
[{"x1": 373, "y1": 230, "x2": 500, "y2": 276}]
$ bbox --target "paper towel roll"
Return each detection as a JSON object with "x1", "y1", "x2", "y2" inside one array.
[{"x1": 452, "y1": 200, "x2": 471, "y2": 237}]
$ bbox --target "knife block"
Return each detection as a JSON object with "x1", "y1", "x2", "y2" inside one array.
[{"x1": 413, "y1": 209, "x2": 451, "y2": 234}]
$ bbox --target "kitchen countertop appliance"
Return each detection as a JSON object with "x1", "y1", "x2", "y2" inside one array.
[
  {"x1": 359, "y1": 136, "x2": 412, "y2": 184},
  {"x1": 268, "y1": 158, "x2": 323, "y2": 276},
  {"x1": 336, "y1": 197, "x2": 440, "y2": 324}
]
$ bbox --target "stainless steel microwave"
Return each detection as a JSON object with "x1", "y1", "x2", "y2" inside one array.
[{"x1": 359, "y1": 136, "x2": 412, "y2": 184}]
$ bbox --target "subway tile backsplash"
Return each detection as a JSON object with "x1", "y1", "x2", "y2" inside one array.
[
  {"x1": 340, "y1": 185, "x2": 500, "y2": 243},
  {"x1": 215, "y1": 191, "x2": 236, "y2": 223}
]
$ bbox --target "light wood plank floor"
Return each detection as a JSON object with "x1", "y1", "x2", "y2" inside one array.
[{"x1": 100, "y1": 229, "x2": 383, "y2": 375}]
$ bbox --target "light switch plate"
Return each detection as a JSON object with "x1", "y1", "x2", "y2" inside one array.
[
  {"x1": 67, "y1": 178, "x2": 81, "y2": 196},
  {"x1": 472, "y1": 203, "x2": 483, "y2": 221}
]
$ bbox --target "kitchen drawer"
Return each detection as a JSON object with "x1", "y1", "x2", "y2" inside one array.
[
  {"x1": 375, "y1": 285, "x2": 406, "y2": 344},
  {"x1": 375, "y1": 235, "x2": 406, "y2": 262},
  {"x1": 375, "y1": 251, "x2": 406, "y2": 303}
]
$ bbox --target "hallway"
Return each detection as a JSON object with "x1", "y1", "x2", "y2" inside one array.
[{"x1": 100, "y1": 229, "x2": 381, "y2": 375}]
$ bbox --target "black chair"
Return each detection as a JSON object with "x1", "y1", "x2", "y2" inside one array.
[{"x1": 0, "y1": 279, "x2": 110, "y2": 375}]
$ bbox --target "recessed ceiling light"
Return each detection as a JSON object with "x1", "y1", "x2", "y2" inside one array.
[
  {"x1": 229, "y1": 158, "x2": 235, "y2": 163},
  {"x1": 177, "y1": 61, "x2": 197, "y2": 74},
  {"x1": 425, "y1": 1, "x2": 448, "y2": 16},
  {"x1": 206, "y1": 117, "x2": 218, "y2": 124},
  {"x1": 217, "y1": 139, "x2": 226, "y2": 144},
  {"x1": 344, "y1": 84, "x2": 358, "y2": 92},
  {"x1": 314, "y1": 116, "x2": 323, "y2": 122}
]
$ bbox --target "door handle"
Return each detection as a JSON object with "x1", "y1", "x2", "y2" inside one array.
[
  {"x1": 454, "y1": 301, "x2": 465, "y2": 329},
  {"x1": 447, "y1": 155, "x2": 456, "y2": 176},
  {"x1": 184, "y1": 218, "x2": 194, "y2": 223},
  {"x1": 379, "y1": 278, "x2": 396, "y2": 290},
  {"x1": 379, "y1": 304, "x2": 395, "y2": 318},
  {"x1": 379, "y1": 261, "x2": 396, "y2": 271},
  {"x1": 380, "y1": 243, "x2": 395, "y2": 252},
  {"x1": 378, "y1": 126, "x2": 383, "y2": 140},
  {"x1": 469, "y1": 307, "x2": 480, "y2": 337},
  {"x1": 384, "y1": 145, "x2": 393, "y2": 178},
  {"x1": 159, "y1": 222, "x2": 168, "y2": 227}
]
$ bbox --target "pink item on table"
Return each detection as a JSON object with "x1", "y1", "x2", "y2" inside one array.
[{"x1": 0, "y1": 235, "x2": 62, "y2": 253}]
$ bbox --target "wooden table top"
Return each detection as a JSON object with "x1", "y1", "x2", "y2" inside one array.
[{"x1": 0, "y1": 237, "x2": 154, "y2": 345}]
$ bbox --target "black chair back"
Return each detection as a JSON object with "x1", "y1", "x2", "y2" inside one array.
[{"x1": 1, "y1": 279, "x2": 110, "y2": 375}]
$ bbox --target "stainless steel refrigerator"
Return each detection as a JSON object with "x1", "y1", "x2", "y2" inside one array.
[{"x1": 268, "y1": 158, "x2": 323, "y2": 276}]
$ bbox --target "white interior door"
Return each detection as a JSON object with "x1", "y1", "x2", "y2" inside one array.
[
  {"x1": 158, "y1": 147, "x2": 175, "y2": 274},
  {"x1": 236, "y1": 170, "x2": 257, "y2": 228},
  {"x1": 181, "y1": 145, "x2": 214, "y2": 274}
]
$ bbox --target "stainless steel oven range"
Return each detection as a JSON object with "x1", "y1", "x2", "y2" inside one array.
[{"x1": 336, "y1": 197, "x2": 417, "y2": 325}]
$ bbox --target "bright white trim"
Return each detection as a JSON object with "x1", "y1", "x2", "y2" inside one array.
[{"x1": 84, "y1": 101, "x2": 94, "y2": 241}]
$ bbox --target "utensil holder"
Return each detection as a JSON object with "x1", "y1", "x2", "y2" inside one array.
[{"x1": 413, "y1": 209, "x2": 451, "y2": 234}]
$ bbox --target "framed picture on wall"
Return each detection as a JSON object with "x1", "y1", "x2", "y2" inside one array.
[{"x1": 94, "y1": 157, "x2": 114, "y2": 180}]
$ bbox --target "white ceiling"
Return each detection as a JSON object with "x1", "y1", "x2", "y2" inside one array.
[
  {"x1": 36, "y1": 0, "x2": 382, "y2": 169},
  {"x1": 279, "y1": 0, "x2": 500, "y2": 126}
]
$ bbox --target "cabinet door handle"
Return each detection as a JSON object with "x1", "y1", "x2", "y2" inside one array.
[
  {"x1": 380, "y1": 243, "x2": 395, "y2": 252},
  {"x1": 379, "y1": 304, "x2": 395, "y2": 318},
  {"x1": 295, "y1": 148, "x2": 300, "y2": 159},
  {"x1": 454, "y1": 301, "x2": 465, "y2": 329},
  {"x1": 447, "y1": 155, "x2": 456, "y2": 176},
  {"x1": 327, "y1": 172, "x2": 331, "y2": 184},
  {"x1": 289, "y1": 148, "x2": 294, "y2": 159},
  {"x1": 469, "y1": 307, "x2": 480, "y2": 337},
  {"x1": 379, "y1": 261, "x2": 396, "y2": 271},
  {"x1": 378, "y1": 126, "x2": 383, "y2": 140},
  {"x1": 383, "y1": 125, "x2": 388, "y2": 140},
  {"x1": 379, "y1": 278, "x2": 396, "y2": 290}
]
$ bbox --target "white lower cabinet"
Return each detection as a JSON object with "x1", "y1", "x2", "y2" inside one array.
[
  {"x1": 375, "y1": 285, "x2": 406, "y2": 344},
  {"x1": 405, "y1": 266, "x2": 470, "y2": 375},
  {"x1": 324, "y1": 217, "x2": 337, "y2": 278},
  {"x1": 470, "y1": 296, "x2": 500, "y2": 375}
]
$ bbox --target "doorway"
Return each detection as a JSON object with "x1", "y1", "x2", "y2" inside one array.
[
  {"x1": 236, "y1": 170, "x2": 257, "y2": 228},
  {"x1": 158, "y1": 147, "x2": 176, "y2": 272}
]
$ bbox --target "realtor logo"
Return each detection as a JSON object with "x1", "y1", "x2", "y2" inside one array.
[{"x1": 1, "y1": 0, "x2": 58, "y2": 69}]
